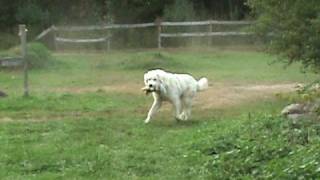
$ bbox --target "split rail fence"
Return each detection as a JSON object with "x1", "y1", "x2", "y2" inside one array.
[{"x1": 36, "y1": 20, "x2": 253, "y2": 50}]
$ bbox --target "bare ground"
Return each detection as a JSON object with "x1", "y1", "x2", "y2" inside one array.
[
  {"x1": 52, "y1": 82, "x2": 297, "y2": 109},
  {"x1": 196, "y1": 83, "x2": 296, "y2": 109},
  {"x1": 0, "y1": 83, "x2": 297, "y2": 123}
]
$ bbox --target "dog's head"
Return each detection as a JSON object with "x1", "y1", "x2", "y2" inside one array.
[{"x1": 142, "y1": 70, "x2": 167, "y2": 95}]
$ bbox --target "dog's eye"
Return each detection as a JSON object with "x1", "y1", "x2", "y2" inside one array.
[{"x1": 153, "y1": 78, "x2": 156, "y2": 81}]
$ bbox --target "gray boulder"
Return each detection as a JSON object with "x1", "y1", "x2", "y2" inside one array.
[{"x1": 0, "y1": 90, "x2": 7, "y2": 97}]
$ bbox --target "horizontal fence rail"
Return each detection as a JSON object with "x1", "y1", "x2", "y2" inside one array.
[
  {"x1": 160, "y1": 32, "x2": 252, "y2": 38},
  {"x1": 55, "y1": 23, "x2": 155, "y2": 31},
  {"x1": 55, "y1": 37, "x2": 110, "y2": 43},
  {"x1": 161, "y1": 20, "x2": 252, "y2": 26}
]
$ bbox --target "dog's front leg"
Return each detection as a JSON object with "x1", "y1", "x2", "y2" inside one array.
[{"x1": 145, "y1": 94, "x2": 161, "y2": 124}]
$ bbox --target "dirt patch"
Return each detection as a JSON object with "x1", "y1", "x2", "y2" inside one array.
[
  {"x1": 50, "y1": 82, "x2": 297, "y2": 109},
  {"x1": 53, "y1": 83, "x2": 143, "y2": 94},
  {"x1": 196, "y1": 83, "x2": 297, "y2": 109},
  {"x1": 0, "y1": 82, "x2": 297, "y2": 123}
]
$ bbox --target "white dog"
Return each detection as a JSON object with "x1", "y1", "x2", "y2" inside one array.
[{"x1": 142, "y1": 69, "x2": 208, "y2": 123}]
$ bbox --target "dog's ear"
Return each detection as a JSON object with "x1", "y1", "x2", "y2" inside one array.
[
  {"x1": 156, "y1": 73, "x2": 167, "y2": 95},
  {"x1": 156, "y1": 74, "x2": 163, "y2": 83},
  {"x1": 144, "y1": 72, "x2": 148, "y2": 84},
  {"x1": 159, "y1": 83, "x2": 167, "y2": 95}
]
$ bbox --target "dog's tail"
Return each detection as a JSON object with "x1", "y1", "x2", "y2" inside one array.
[{"x1": 197, "y1": 77, "x2": 208, "y2": 91}]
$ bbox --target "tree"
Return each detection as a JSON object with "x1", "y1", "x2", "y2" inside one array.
[
  {"x1": 247, "y1": 0, "x2": 320, "y2": 72},
  {"x1": 163, "y1": 0, "x2": 196, "y2": 21}
]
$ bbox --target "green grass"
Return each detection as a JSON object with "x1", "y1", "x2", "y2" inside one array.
[
  {"x1": 0, "y1": 48, "x2": 316, "y2": 94},
  {"x1": 0, "y1": 48, "x2": 319, "y2": 179}
]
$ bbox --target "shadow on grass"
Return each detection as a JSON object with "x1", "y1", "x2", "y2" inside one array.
[{"x1": 148, "y1": 117, "x2": 209, "y2": 128}]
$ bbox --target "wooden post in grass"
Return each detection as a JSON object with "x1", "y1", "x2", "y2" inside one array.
[
  {"x1": 156, "y1": 17, "x2": 162, "y2": 49},
  {"x1": 52, "y1": 25, "x2": 58, "y2": 51},
  {"x1": 208, "y1": 21, "x2": 213, "y2": 46},
  {"x1": 19, "y1": 24, "x2": 29, "y2": 97}
]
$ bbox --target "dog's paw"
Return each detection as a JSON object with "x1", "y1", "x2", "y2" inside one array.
[
  {"x1": 144, "y1": 118, "x2": 150, "y2": 124},
  {"x1": 178, "y1": 113, "x2": 188, "y2": 121},
  {"x1": 175, "y1": 116, "x2": 182, "y2": 122}
]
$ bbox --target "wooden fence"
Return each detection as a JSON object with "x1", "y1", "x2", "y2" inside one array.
[{"x1": 36, "y1": 20, "x2": 253, "y2": 49}]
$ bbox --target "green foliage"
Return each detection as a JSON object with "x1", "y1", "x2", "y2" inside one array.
[
  {"x1": 8, "y1": 42, "x2": 53, "y2": 68},
  {"x1": 163, "y1": 0, "x2": 196, "y2": 21},
  {"x1": 247, "y1": 0, "x2": 320, "y2": 72},
  {"x1": 15, "y1": 3, "x2": 49, "y2": 27},
  {"x1": 0, "y1": 32, "x2": 19, "y2": 50},
  {"x1": 25, "y1": 42, "x2": 53, "y2": 68},
  {"x1": 276, "y1": 80, "x2": 320, "y2": 105}
]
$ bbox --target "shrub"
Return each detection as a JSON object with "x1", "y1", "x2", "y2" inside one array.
[
  {"x1": 9, "y1": 42, "x2": 53, "y2": 68},
  {"x1": 247, "y1": 0, "x2": 320, "y2": 72},
  {"x1": 26, "y1": 42, "x2": 53, "y2": 68}
]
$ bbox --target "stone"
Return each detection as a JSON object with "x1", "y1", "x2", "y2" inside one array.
[{"x1": 0, "y1": 90, "x2": 7, "y2": 97}]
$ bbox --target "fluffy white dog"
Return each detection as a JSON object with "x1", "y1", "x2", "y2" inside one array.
[{"x1": 142, "y1": 69, "x2": 208, "y2": 123}]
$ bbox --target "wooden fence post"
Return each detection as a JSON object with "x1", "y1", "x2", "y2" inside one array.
[
  {"x1": 52, "y1": 25, "x2": 58, "y2": 50},
  {"x1": 107, "y1": 31, "x2": 111, "y2": 51},
  {"x1": 156, "y1": 17, "x2": 162, "y2": 49},
  {"x1": 107, "y1": 38, "x2": 110, "y2": 51},
  {"x1": 19, "y1": 24, "x2": 29, "y2": 97},
  {"x1": 208, "y1": 21, "x2": 213, "y2": 46}
]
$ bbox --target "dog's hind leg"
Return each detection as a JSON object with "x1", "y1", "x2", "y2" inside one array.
[
  {"x1": 172, "y1": 97, "x2": 183, "y2": 121},
  {"x1": 145, "y1": 94, "x2": 161, "y2": 124},
  {"x1": 180, "y1": 90, "x2": 196, "y2": 120},
  {"x1": 180, "y1": 96, "x2": 194, "y2": 120}
]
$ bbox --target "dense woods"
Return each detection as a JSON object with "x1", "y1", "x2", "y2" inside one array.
[{"x1": 0, "y1": 0, "x2": 249, "y2": 32}]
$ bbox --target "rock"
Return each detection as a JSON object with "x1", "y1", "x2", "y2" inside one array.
[
  {"x1": 281, "y1": 101, "x2": 319, "y2": 121},
  {"x1": 287, "y1": 113, "x2": 306, "y2": 121},
  {"x1": 0, "y1": 90, "x2": 7, "y2": 97},
  {"x1": 287, "y1": 113, "x2": 319, "y2": 122},
  {"x1": 281, "y1": 103, "x2": 306, "y2": 115}
]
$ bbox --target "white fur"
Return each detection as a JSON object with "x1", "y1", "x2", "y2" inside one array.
[{"x1": 143, "y1": 69, "x2": 208, "y2": 123}]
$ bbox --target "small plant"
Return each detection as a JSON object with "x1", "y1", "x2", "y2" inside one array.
[
  {"x1": 9, "y1": 42, "x2": 53, "y2": 68},
  {"x1": 26, "y1": 42, "x2": 53, "y2": 68}
]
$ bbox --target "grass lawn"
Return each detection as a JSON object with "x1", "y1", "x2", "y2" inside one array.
[{"x1": 0, "y1": 48, "x2": 319, "y2": 179}]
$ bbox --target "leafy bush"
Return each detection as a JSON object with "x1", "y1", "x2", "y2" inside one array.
[
  {"x1": 15, "y1": 3, "x2": 49, "y2": 27},
  {"x1": 163, "y1": 0, "x2": 196, "y2": 21},
  {"x1": 26, "y1": 42, "x2": 53, "y2": 68},
  {"x1": 247, "y1": 0, "x2": 320, "y2": 72},
  {"x1": 8, "y1": 42, "x2": 53, "y2": 68}
]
